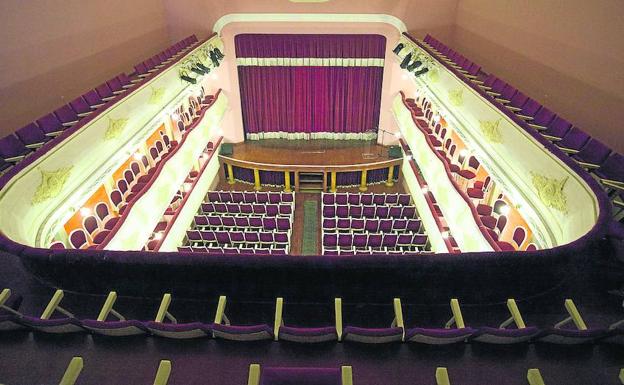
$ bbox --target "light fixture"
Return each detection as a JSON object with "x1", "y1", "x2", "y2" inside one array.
[
  {"x1": 393, "y1": 132, "x2": 402, "y2": 138},
  {"x1": 500, "y1": 204, "x2": 511, "y2": 216},
  {"x1": 210, "y1": 73, "x2": 218, "y2": 80},
  {"x1": 407, "y1": 60, "x2": 422, "y2": 72},
  {"x1": 154, "y1": 232, "x2": 163, "y2": 241},
  {"x1": 421, "y1": 186, "x2": 429, "y2": 194},
  {"x1": 400, "y1": 52, "x2": 412, "y2": 69},
  {"x1": 79, "y1": 207, "x2": 92, "y2": 217},
  {"x1": 459, "y1": 149, "x2": 469, "y2": 158},
  {"x1": 414, "y1": 67, "x2": 429, "y2": 77},
  {"x1": 133, "y1": 152, "x2": 142, "y2": 161},
  {"x1": 406, "y1": 154, "x2": 413, "y2": 161},
  {"x1": 442, "y1": 231, "x2": 450, "y2": 239},
  {"x1": 171, "y1": 112, "x2": 180, "y2": 121}
]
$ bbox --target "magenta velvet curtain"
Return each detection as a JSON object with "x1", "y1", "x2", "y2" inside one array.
[{"x1": 235, "y1": 34, "x2": 386, "y2": 137}]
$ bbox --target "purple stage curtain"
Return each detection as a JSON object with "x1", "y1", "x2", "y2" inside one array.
[
  {"x1": 235, "y1": 34, "x2": 386, "y2": 58},
  {"x1": 236, "y1": 34, "x2": 385, "y2": 137},
  {"x1": 239, "y1": 66, "x2": 383, "y2": 136}
]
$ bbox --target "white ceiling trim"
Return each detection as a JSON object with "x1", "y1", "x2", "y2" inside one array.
[{"x1": 212, "y1": 13, "x2": 407, "y2": 34}]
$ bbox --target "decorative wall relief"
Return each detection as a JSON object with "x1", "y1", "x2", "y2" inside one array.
[
  {"x1": 448, "y1": 88, "x2": 464, "y2": 107},
  {"x1": 530, "y1": 172, "x2": 569, "y2": 214},
  {"x1": 104, "y1": 117, "x2": 129, "y2": 140},
  {"x1": 32, "y1": 166, "x2": 73, "y2": 205},
  {"x1": 149, "y1": 87, "x2": 165, "y2": 105},
  {"x1": 479, "y1": 119, "x2": 503, "y2": 143}
]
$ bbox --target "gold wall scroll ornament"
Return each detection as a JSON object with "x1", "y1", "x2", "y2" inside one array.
[
  {"x1": 448, "y1": 88, "x2": 464, "y2": 107},
  {"x1": 32, "y1": 166, "x2": 73, "y2": 205},
  {"x1": 104, "y1": 117, "x2": 129, "y2": 140},
  {"x1": 149, "y1": 87, "x2": 165, "y2": 105},
  {"x1": 479, "y1": 119, "x2": 503, "y2": 143},
  {"x1": 530, "y1": 172, "x2": 569, "y2": 214},
  {"x1": 427, "y1": 67, "x2": 440, "y2": 83}
]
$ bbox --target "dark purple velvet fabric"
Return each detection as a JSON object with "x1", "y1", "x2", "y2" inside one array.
[{"x1": 260, "y1": 367, "x2": 341, "y2": 385}]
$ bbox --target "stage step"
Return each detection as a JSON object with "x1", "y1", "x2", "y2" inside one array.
[{"x1": 298, "y1": 172, "x2": 324, "y2": 192}]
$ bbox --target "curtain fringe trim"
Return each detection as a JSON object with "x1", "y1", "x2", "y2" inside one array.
[
  {"x1": 246, "y1": 132, "x2": 379, "y2": 141},
  {"x1": 236, "y1": 57, "x2": 385, "y2": 67}
]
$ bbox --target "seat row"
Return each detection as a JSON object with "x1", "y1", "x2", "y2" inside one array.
[
  {"x1": 322, "y1": 204, "x2": 418, "y2": 219},
  {"x1": 185, "y1": 230, "x2": 291, "y2": 251},
  {"x1": 323, "y1": 217, "x2": 423, "y2": 234},
  {"x1": 200, "y1": 202, "x2": 294, "y2": 217},
  {"x1": 322, "y1": 192, "x2": 411, "y2": 206},
  {"x1": 35, "y1": 354, "x2": 614, "y2": 385},
  {"x1": 207, "y1": 190, "x2": 294, "y2": 204},
  {"x1": 420, "y1": 34, "x2": 623, "y2": 223},
  {"x1": 0, "y1": 36, "x2": 200, "y2": 175},
  {"x1": 178, "y1": 246, "x2": 288, "y2": 255},
  {"x1": 194, "y1": 215, "x2": 291, "y2": 232},
  {"x1": 323, "y1": 232, "x2": 428, "y2": 253},
  {"x1": 1, "y1": 289, "x2": 621, "y2": 346}
]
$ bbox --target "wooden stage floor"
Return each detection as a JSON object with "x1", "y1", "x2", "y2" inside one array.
[{"x1": 226, "y1": 139, "x2": 393, "y2": 167}]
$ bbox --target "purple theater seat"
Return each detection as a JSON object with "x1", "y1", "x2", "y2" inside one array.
[
  {"x1": 15, "y1": 123, "x2": 49, "y2": 149},
  {"x1": 471, "y1": 326, "x2": 540, "y2": 344},
  {"x1": 412, "y1": 234, "x2": 428, "y2": 247},
  {"x1": 382, "y1": 233, "x2": 398, "y2": 248},
  {"x1": 116, "y1": 73, "x2": 136, "y2": 88},
  {"x1": 83, "y1": 90, "x2": 106, "y2": 108},
  {"x1": 36, "y1": 113, "x2": 64, "y2": 137},
  {"x1": 541, "y1": 116, "x2": 572, "y2": 141},
  {"x1": 323, "y1": 205, "x2": 336, "y2": 217},
  {"x1": 571, "y1": 138, "x2": 611, "y2": 169},
  {"x1": 516, "y1": 98, "x2": 542, "y2": 120},
  {"x1": 323, "y1": 233, "x2": 337, "y2": 248},
  {"x1": 82, "y1": 319, "x2": 148, "y2": 337},
  {"x1": 494, "y1": 84, "x2": 518, "y2": 104},
  {"x1": 0, "y1": 158, "x2": 12, "y2": 173},
  {"x1": 212, "y1": 323, "x2": 273, "y2": 341},
  {"x1": 507, "y1": 91, "x2": 529, "y2": 112},
  {"x1": 0, "y1": 292, "x2": 24, "y2": 331},
  {"x1": 594, "y1": 153, "x2": 624, "y2": 190},
  {"x1": 260, "y1": 367, "x2": 341, "y2": 385},
  {"x1": 279, "y1": 326, "x2": 338, "y2": 343},
  {"x1": 555, "y1": 126, "x2": 590, "y2": 154},
  {"x1": 398, "y1": 194, "x2": 411, "y2": 206},
  {"x1": 343, "y1": 326, "x2": 403, "y2": 343},
  {"x1": 376, "y1": 206, "x2": 389, "y2": 218},
  {"x1": 69, "y1": 96, "x2": 94, "y2": 117},
  {"x1": 537, "y1": 328, "x2": 606, "y2": 344},
  {"x1": 368, "y1": 233, "x2": 383, "y2": 249},
  {"x1": 146, "y1": 321, "x2": 210, "y2": 339},
  {"x1": 527, "y1": 107, "x2": 556, "y2": 131},
  {"x1": 106, "y1": 76, "x2": 126, "y2": 94},
  {"x1": 134, "y1": 62, "x2": 150, "y2": 77},
  {"x1": 20, "y1": 316, "x2": 85, "y2": 334},
  {"x1": 405, "y1": 327, "x2": 476, "y2": 344},
  {"x1": 54, "y1": 105, "x2": 80, "y2": 127},
  {"x1": 378, "y1": 219, "x2": 393, "y2": 233},
  {"x1": 95, "y1": 83, "x2": 116, "y2": 101}
]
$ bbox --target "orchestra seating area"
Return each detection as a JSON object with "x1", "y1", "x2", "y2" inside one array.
[
  {"x1": 180, "y1": 191, "x2": 295, "y2": 254},
  {"x1": 0, "y1": 36, "x2": 201, "y2": 176},
  {"x1": 321, "y1": 192, "x2": 430, "y2": 255},
  {"x1": 418, "y1": 34, "x2": 624, "y2": 223}
]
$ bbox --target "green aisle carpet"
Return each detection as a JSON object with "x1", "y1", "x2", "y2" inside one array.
[{"x1": 302, "y1": 201, "x2": 319, "y2": 255}]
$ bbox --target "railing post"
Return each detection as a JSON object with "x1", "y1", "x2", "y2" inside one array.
[
  {"x1": 226, "y1": 163, "x2": 235, "y2": 185},
  {"x1": 359, "y1": 169, "x2": 368, "y2": 192},
  {"x1": 385, "y1": 165, "x2": 395, "y2": 187},
  {"x1": 284, "y1": 171, "x2": 291, "y2": 192},
  {"x1": 330, "y1": 171, "x2": 337, "y2": 193},
  {"x1": 253, "y1": 168, "x2": 261, "y2": 191}
]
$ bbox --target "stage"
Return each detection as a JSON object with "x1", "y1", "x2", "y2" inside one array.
[{"x1": 218, "y1": 139, "x2": 403, "y2": 192}]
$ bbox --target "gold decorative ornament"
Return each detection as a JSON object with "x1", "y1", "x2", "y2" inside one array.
[
  {"x1": 530, "y1": 172, "x2": 569, "y2": 214},
  {"x1": 149, "y1": 87, "x2": 165, "y2": 105},
  {"x1": 104, "y1": 117, "x2": 129, "y2": 140},
  {"x1": 448, "y1": 89, "x2": 464, "y2": 107},
  {"x1": 479, "y1": 119, "x2": 503, "y2": 143},
  {"x1": 32, "y1": 166, "x2": 73, "y2": 205}
]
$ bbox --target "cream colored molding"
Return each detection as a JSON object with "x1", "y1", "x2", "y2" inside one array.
[
  {"x1": 530, "y1": 172, "x2": 569, "y2": 214},
  {"x1": 104, "y1": 118, "x2": 129, "y2": 140},
  {"x1": 448, "y1": 88, "x2": 464, "y2": 107},
  {"x1": 478, "y1": 119, "x2": 503, "y2": 144},
  {"x1": 213, "y1": 13, "x2": 407, "y2": 34},
  {"x1": 32, "y1": 166, "x2": 73, "y2": 205}
]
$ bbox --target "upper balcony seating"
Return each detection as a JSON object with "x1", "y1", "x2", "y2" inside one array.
[
  {"x1": 417, "y1": 34, "x2": 624, "y2": 221},
  {"x1": 3, "y1": 288, "x2": 623, "y2": 348},
  {"x1": 0, "y1": 36, "x2": 200, "y2": 176}
]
